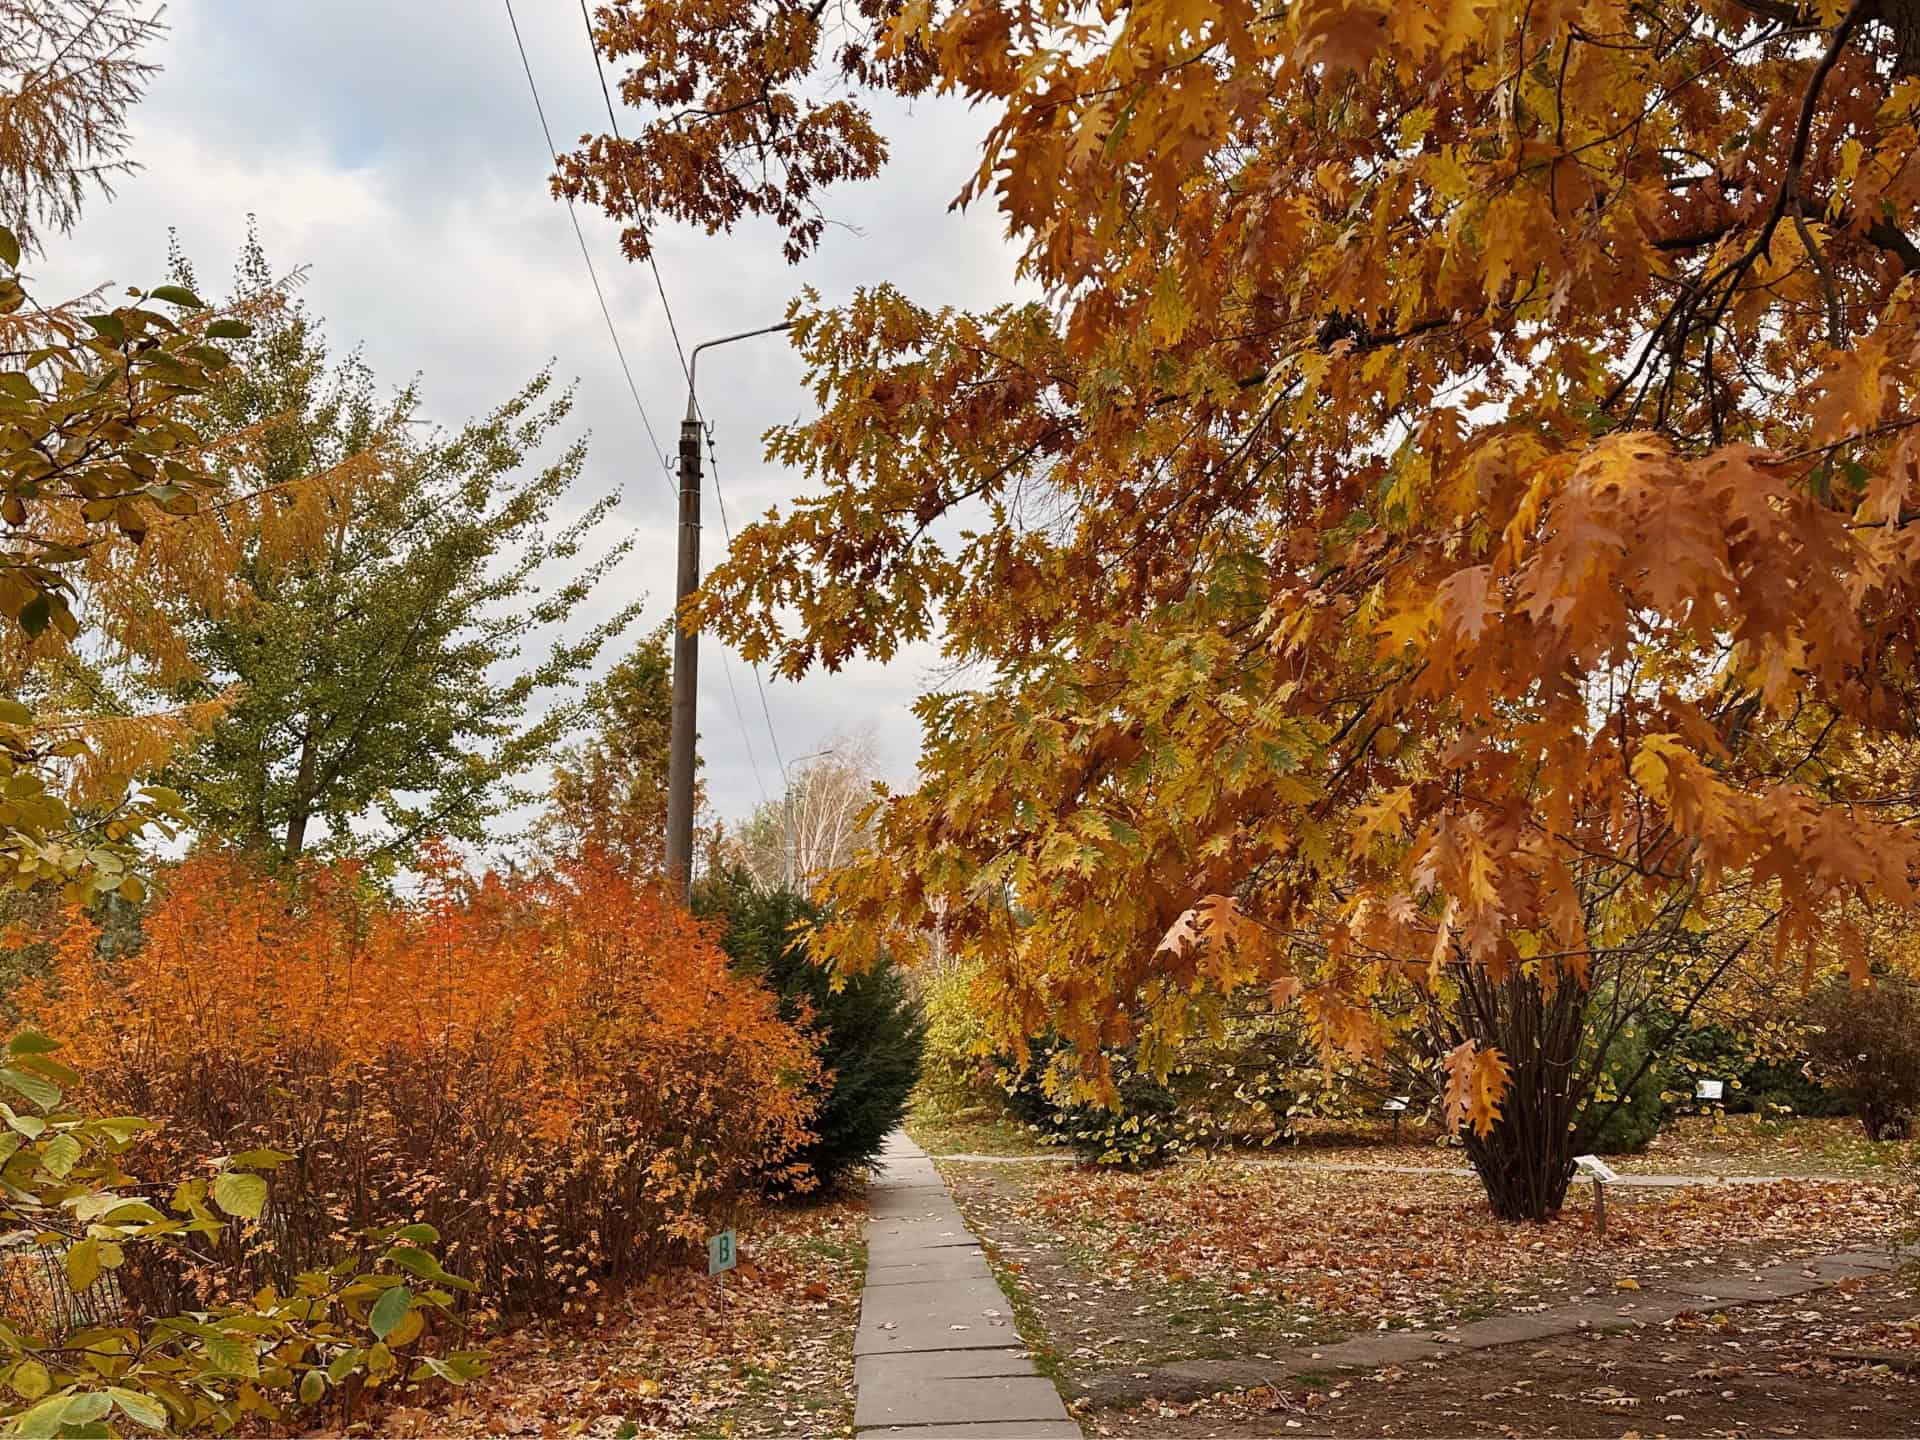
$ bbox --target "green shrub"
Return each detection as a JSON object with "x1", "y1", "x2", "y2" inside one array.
[
  {"x1": 697, "y1": 873, "x2": 925, "y2": 1188},
  {"x1": 1665, "y1": 1020, "x2": 1846, "y2": 1117},
  {"x1": 1582, "y1": 1026, "x2": 1667, "y2": 1154},
  {"x1": 1001, "y1": 1039, "x2": 1182, "y2": 1168},
  {"x1": 1163, "y1": 1007, "x2": 1353, "y2": 1147},
  {"x1": 915, "y1": 962, "x2": 1002, "y2": 1114}
]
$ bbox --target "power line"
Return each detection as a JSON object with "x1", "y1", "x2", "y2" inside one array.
[
  {"x1": 577, "y1": 0, "x2": 782, "y2": 801},
  {"x1": 578, "y1": 0, "x2": 692, "y2": 388},
  {"x1": 717, "y1": 650, "x2": 771, "y2": 807},
  {"x1": 706, "y1": 426, "x2": 789, "y2": 788},
  {"x1": 502, "y1": 0, "x2": 676, "y2": 506}
]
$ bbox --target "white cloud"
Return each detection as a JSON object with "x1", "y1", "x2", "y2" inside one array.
[{"x1": 35, "y1": 0, "x2": 1025, "y2": 830}]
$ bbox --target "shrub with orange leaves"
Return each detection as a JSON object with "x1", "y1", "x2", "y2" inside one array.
[{"x1": 24, "y1": 847, "x2": 820, "y2": 1318}]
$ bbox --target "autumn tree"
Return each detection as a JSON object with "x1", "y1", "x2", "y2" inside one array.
[
  {"x1": 0, "y1": 8, "x2": 382, "y2": 900},
  {"x1": 727, "y1": 730, "x2": 880, "y2": 890},
  {"x1": 538, "y1": 622, "x2": 683, "y2": 871},
  {"x1": 567, "y1": 1, "x2": 1920, "y2": 1216},
  {"x1": 145, "y1": 234, "x2": 640, "y2": 867},
  {"x1": 0, "y1": 0, "x2": 160, "y2": 256}
]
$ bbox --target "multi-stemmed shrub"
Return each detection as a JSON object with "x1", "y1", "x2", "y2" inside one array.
[
  {"x1": 25, "y1": 848, "x2": 821, "y2": 1320},
  {"x1": 0, "y1": 1029, "x2": 482, "y2": 1436},
  {"x1": 1804, "y1": 976, "x2": 1920, "y2": 1141}
]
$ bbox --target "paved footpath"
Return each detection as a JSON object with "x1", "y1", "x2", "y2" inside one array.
[
  {"x1": 854, "y1": 1132, "x2": 1079, "y2": 1439},
  {"x1": 1078, "y1": 1245, "x2": 1902, "y2": 1408}
]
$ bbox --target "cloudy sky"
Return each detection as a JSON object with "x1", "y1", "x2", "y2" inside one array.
[{"x1": 36, "y1": 0, "x2": 1021, "y2": 832}]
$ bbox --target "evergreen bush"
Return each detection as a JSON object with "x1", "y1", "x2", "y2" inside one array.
[{"x1": 697, "y1": 873, "x2": 926, "y2": 1188}]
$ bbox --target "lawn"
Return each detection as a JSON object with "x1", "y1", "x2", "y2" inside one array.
[
  {"x1": 904, "y1": 1097, "x2": 1063, "y2": 1157},
  {"x1": 937, "y1": 1153, "x2": 1917, "y2": 1436}
]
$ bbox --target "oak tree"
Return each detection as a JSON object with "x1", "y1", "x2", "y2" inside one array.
[{"x1": 569, "y1": 0, "x2": 1920, "y2": 1214}]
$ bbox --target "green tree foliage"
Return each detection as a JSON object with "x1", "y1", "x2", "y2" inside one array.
[
  {"x1": 150, "y1": 235, "x2": 640, "y2": 865},
  {"x1": 1584, "y1": 1025, "x2": 1667, "y2": 1156},
  {"x1": 914, "y1": 961, "x2": 998, "y2": 1114},
  {"x1": 538, "y1": 623, "x2": 683, "y2": 872},
  {"x1": 696, "y1": 871, "x2": 923, "y2": 1188}
]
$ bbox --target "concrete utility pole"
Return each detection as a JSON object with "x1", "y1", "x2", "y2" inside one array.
[{"x1": 665, "y1": 320, "x2": 794, "y2": 903}]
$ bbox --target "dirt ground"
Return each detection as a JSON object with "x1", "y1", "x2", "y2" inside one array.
[
  {"x1": 1088, "y1": 1269, "x2": 1920, "y2": 1437},
  {"x1": 938, "y1": 1158, "x2": 1919, "y2": 1439}
]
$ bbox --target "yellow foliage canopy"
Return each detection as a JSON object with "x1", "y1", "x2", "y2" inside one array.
[{"x1": 568, "y1": 1, "x2": 1920, "y2": 1113}]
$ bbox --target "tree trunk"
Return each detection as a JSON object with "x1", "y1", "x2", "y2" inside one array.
[
  {"x1": 1444, "y1": 969, "x2": 1589, "y2": 1222},
  {"x1": 1887, "y1": 0, "x2": 1920, "y2": 78},
  {"x1": 283, "y1": 730, "x2": 318, "y2": 860}
]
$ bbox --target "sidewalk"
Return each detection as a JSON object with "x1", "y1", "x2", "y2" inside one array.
[{"x1": 854, "y1": 1132, "x2": 1079, "y2": 1439}]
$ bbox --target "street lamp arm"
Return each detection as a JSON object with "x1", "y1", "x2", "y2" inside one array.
[{"x1": 685, "y1": 320, "x2": 795, "y2": 422}]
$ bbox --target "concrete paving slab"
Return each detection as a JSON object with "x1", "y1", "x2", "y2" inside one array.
[
  {"x1": 867, "y1": 1250, "x2": 996, "y2": 1286},
  {"x1": 1075, "y1": 1244, "x2": 1910, "y2": 1408},
  {"x1": 1670, "y1": 1275, "x2": 1817, "y2": 1303},
  {"x1": 857, "y1": 1311, "x2": 1023, "y2": 1354},
  {"x1": 855, "y1": 1349, "x2": 1038, "y2": 1386},
  {"x1": 873, "y1": 1159, "x2": 948, "y2": 1187},
  {"x1": 867, "y1": 1216, "x2": 981, "y2": 1254},
  {"x1": 855, "y1": 1374, "x2": 1066, "y2": 1428},
  {"x1": 869, "y1": 1192, "x2": 969, "y2": 1220},
  {"x1": 855, "y1": 1131, "x2": 1073, "y2": 1429},
  {"x1": 854, "y1": 1424, "x2": 1082, "y2": 1439},
  {"x1": 1808, "y1": 1250, "x2": 1900, "y2": 1274}
]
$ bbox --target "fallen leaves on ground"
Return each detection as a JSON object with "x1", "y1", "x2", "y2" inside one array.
[
  {"x1": 340, "y1": 1196, "x2": 864, "y2": 1440},
  {"x1": 951, "y1": 1158, "x2": 1903, "y2": 1335},
  {"x1": 1082, "y1": 1242, "x2": 1920, "y2": 1436}
]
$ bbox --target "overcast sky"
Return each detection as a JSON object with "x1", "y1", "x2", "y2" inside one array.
[{"x1": 34, "y1": 0, "x2": 1019, "y2": 834}]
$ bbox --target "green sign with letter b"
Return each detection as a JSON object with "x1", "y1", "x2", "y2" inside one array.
[{"x1": 708, "y1": 1229, "x2": 736, "y2": 1276}]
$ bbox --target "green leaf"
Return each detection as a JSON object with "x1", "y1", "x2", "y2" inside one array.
[
  {"x1": 297, "y1": 1369, "x2": 324, "y2": 1406},
  {"x1": 5, "y1": 1031, "x2": 60, "y2": 1056},
  {"x1": 0, "y1": 226, "x2": 19, "y2": 269},
  {"x1": 201, "y1": 1331, "x2": 258, "y2": 1378},
  {"x1": 9, "y1": 1358, "x2": 49, "y2": 1400},
  {"x1": 105, "y1": 1387, "x2": 168, "y2": 1431},
  {"x1": 391, "y1": 1222, "x2": 439, "y2": 1245},
  {"x1": 145, "y1": 286, "x2": 201, "y2": 308},
  {"x1": 204, "y1": 319, "x2": 252, "y2": 340},
  {"x1": 382, "y1": 1244, "x2": 469, "y2": 1289},
  {"x1": 14, "y1": 1054, "x2": 80, "y2": 1089},
  {"x1": 210, "y1": 1170, "x2": 267, "y2": 1219},
  {"x1": 369, "y1": 1284, "x2": 411, "y2": 1341},
  {"x1": 0, "y1": 701, "x2": 30, "y2": 727},
  {"x1": 40, "y1": 1133, "x2": 80, "y2": 1179},
  {"x1": 325, "y1": 1348, "x2": 361, "y2": 1384},
  {"x1": 12, "y1": 1393, "x2": 73, "y2": 1439},
  {"x1": 0, "y1": 1068, "x2": 59, "y2": 1111},
  {"x1": 17, "y1": 596, "x2": 49, "y2": 639},
  {"x1": 59, "y1": 1391, "x2": 110, "y2": 1424},
  {"x1": 228, "y1": 1148, "x2": 293, "y2": 1171},
  {"x1": 66, "y1": 1238, "x2": 101, "y2": 1291}
]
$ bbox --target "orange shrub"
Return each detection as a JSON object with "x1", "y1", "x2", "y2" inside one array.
[{"x1": 25, "y1": 848, "x2": 820, "y2": 1318}]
